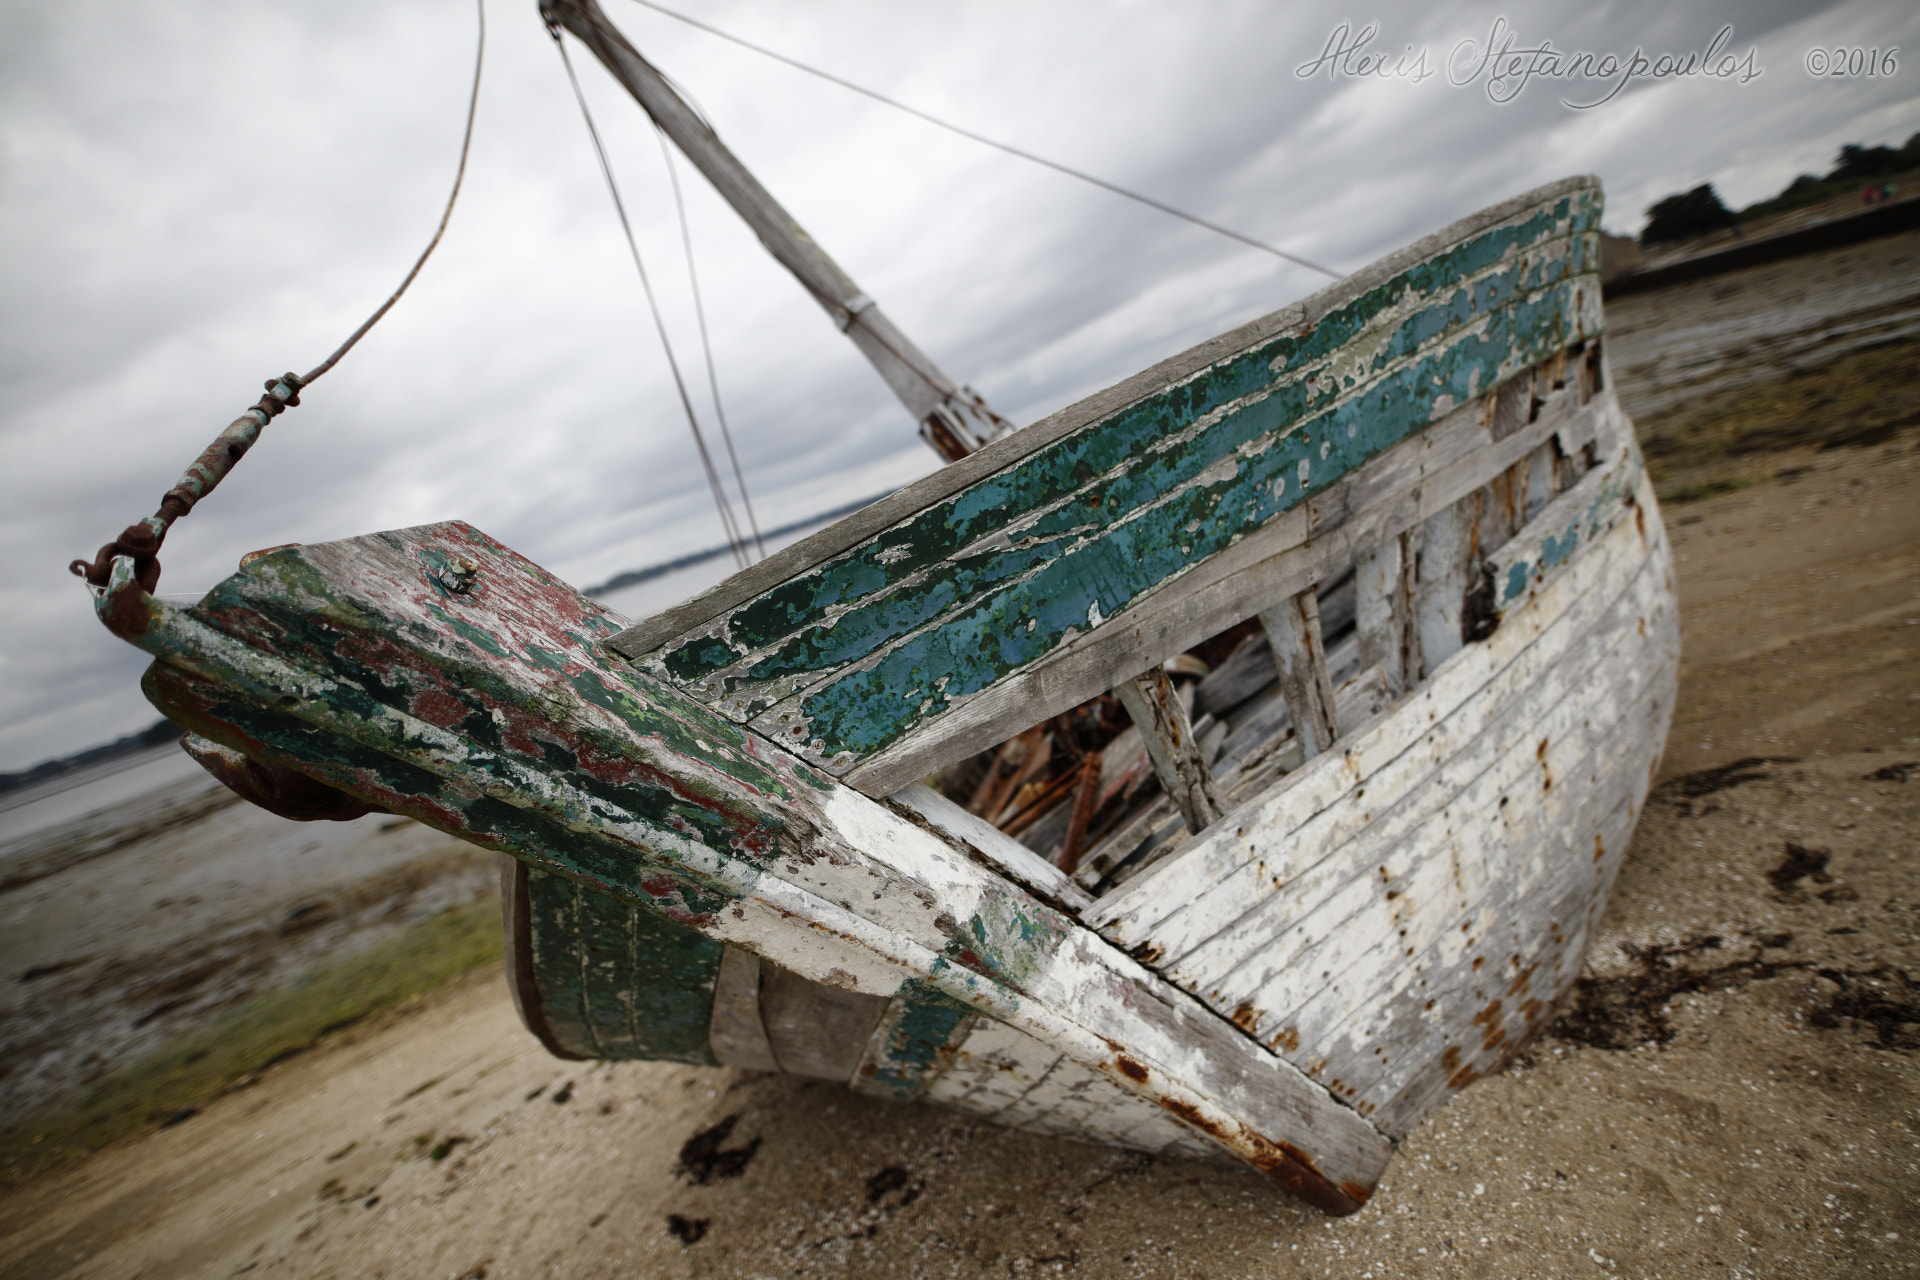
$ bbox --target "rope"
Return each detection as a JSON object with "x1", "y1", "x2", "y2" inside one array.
[
  {"x1": 552, "y1": 24, "x2": 751, "y2": 570},
  {"x1": 621, "y1": 0, "x2": 1342, "y2": 280},
  {"x1": 71, "y1": 0, "x2": 488, "y2": 591}
]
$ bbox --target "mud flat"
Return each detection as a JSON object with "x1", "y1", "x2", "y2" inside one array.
[
  {"x1": 0, "y1": 748, "x2": 497, "y2": 1121},
  {"x1": 0, "y1": 234, "x2": 1916, "y2": 1279}
]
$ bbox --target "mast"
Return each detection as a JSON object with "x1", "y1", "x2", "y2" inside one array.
[{"x1": 541, "y1": 0, "x2": 1011, "y2": 462}]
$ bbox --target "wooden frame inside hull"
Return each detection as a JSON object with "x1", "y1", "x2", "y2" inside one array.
[{"x1": 87, "y1": 176, "x2": 1675, "y2": 1214}]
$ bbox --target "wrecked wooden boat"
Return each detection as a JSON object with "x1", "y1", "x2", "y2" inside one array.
[
  {"x1": 85, "y1": 158, "x2": 1677, "y2": 1212},
  {"x1": 66, "y1": 0, "x2": 1678, "y2": 1221}
]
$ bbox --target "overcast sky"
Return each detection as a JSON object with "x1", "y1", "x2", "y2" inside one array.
[{"x1": 2, "y1": 0, "x2": 1916, "y2": 772}]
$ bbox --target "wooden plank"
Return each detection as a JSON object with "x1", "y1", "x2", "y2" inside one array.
[
  {"x1": 500, "y1": 857, "x2": 588, "y2": 1062},
  {"x1": 1114, "y1": 668, "x2": 1225, "y2": 834},
  {"x1": 1486, "y1": 451, "x2": 1635, "y2": 619},
  {"x1": 1259, "y1": 588, "x2": 1340, "y2": 762},
  {"x1": 106, "y1": 525, "x2": 1388, "y2": 1212},
  {"x1": 1088, "y1": 450, "x2": 1644, "y2": 947},
  {"x1": 1072, "y1": 657, "x2": 1387, "y2": 896},
  {"x1": 755, "y1": 956, "x2": 893, "y2": 1081},
  {"x1": 613, "y1": 198, "x2": 1603, "y2": 778},
  {"x1": 841, "y1": 377, "x2": 1619, "y2": 796},
  {"x1": 741, "y1": 270, "x2": 1603, "y2": 778},
  {"x1": 607, "y1": 177, "x2": 1602, "y2": 663},
  {"x1": 708, "y1": 946, "x2": 779, "y2": 1073},
  {"x1": 1083, "y1": 466, "x2": 1673, "y2": 1139},
  {"x1": 1224, "y1": 577, "x2": 1669, "y2": 1100},
  {"x1": 1094, "y1": 507, "x2": 1642, "y2": 967},
  {"x1": 1411, "y1": 494, "x2": 1474, "y2": 679},
  {"x1": 1193, "y1": 574, "x2": 1353, "y2": 720},
  {"x1": 1162, "y1": 550, "x2": 1664, "y2": 1030},
  {"x1": 849, "y1": 978, "x2": 978, "y2": 1100},
  {"x1": 1354, "y1": 534, "x2": 1412, "y2": 695},
  {"x1": 889, "y1": 783, "x2": 1093, "y2": 913}
]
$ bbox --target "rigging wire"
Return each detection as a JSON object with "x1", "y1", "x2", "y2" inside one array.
[
  {"x1": 551, "y1": 25, "x2": 752, "y2": 571},
  {"x1": 653, "y1": 125, "x2": 765, "y2": 556},
  {"x1": 303, "y1": 0, "x2": 487, "y2": 386},
  {"x1": 620, "y1": 0, "x2": 1342, "y2": 280}
]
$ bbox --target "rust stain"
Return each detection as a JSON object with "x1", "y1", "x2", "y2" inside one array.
[
  {"x1": 1229, "y1": 1001, "x2": 1261, "y2": 1032},
  {"x1": 1536, "y1": 737, "x2": 1549, "y2": 759},
  {"x1": 1593, "y1": 833, "x2": 1606, "y2": 862},
  {"x1": 1115, "y1": 1056, "x2": 1149, "y2": 1084},
  {"x1": 1150, "y1": 1097, "x2": 1364, "y2": 1216},
  {"x1": 1471, "y1": 956, "x2": 1485, "y2": 971},
  {"x1": 1272, "y1": 1026, "x2": 1301, "y2": 1053},
  {"x1": 1471, "y1": 998, "x2": 1506, "y2": 1053},
  {"x1": 1507, "y1": 962, "x2": 1538, "y2": 996},
  {"x1": 1440, "y1": 1045, "x2": 1461, "y2": 1072}
]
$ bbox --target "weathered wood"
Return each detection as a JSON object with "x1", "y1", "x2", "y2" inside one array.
[
  {"x1": 607, "y1": 176, "x2": 1602, "y2": 664},
  {"x1": 841, "y1": 376, "x2": 1617, "y2": 796},
  {"x1": 1486, "y1": 451, "x2": 1635, "y2": 619},
  {"x1": 1411, "y1": 495, "x2": 1474, "y2": 679},
  {"x1": 500, "y1": 855, "x2": 587, "y2": 1062},
  {"x1": 1082, "y1": 465, "x2": 1674, "y2": 1130},
  {"x1": 890, "y1": 783, "x2": 1093, "y2": 913},
  {"x1": 1259, "y1": 588, "x2": 1340, "y2": 762},
  {"x1": 1114, "y1": 669, "x2": 1225, "y2": 834},
  {"x1": 1524, "y1": 440, "x2": 1557, "y2": 519},
  {"x1": 708, "y1": 946, "x2": 780, "y2": 1072},
  {"x1": 1057, "y1": 753, "x2": 1103, "y2": 875},
  {"x1": 1088, "y1": 446, "x2": 1645, "y2": 948},
  {"x1": 610, "y1": 184, "x2": 1603, "y2": 790},
  {"x1": 918, "y1": 1016, "x2": 1221, "y2": 1162},
  {"x1": 1193, "y1": 574, "x2": 1354, "y2": 721},
  {"x1": 1072, "y1": 657, "x2": 1387, "y2": 895},
  {"x1": 1353, "y1": 534, "x2": 1412, "y2": 695},
  {"x1": 849, "y1": 979, "x2": 977, "y2": 1100},
  {"x1": 103, "y1": 524, "x2": 1387, "y2": 1212},
  {"x1": 1215, "y1": 575, "x2": 1669, "y2": 1106},
  {"x1": 515, "y1": 862, "x2": 724, "y2": 1064},
  {"x1": 759, "y1": 960, "x2": 892, "y2": 1081}
]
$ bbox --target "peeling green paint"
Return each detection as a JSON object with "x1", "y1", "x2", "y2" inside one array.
[
  {"x1": 637, "y1": 190, "x2": 1605, "y2": 769},
  {"x1": 526, "y1": 866, "x2": 723, "y2": 1065},
  {"x1": 856, "y1": 979, "x2": 976, "y2": 1099}
]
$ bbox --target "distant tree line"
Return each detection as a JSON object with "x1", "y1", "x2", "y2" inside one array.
[
  {"x1": 0, "y1": 717, "x2": 181, "y2": 797},
  {"x1": 1641, "y1": 131, "x2": 1920, "y2": 246}
]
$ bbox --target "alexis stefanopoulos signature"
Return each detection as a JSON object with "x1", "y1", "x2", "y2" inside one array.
[{"x1": 1296, "y1": 18, "x2": 1764, "y2": 109}]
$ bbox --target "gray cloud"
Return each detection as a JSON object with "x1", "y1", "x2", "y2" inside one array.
[{"x1": 2, "y1": 0, "x2": 1913, "y2": 769}]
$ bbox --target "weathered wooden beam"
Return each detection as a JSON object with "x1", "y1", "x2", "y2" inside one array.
[
  {"x1": 541, "y1": 0, "x2": 1006, "y2": 457},
  {"x1": 1114, "y1": 669, "x2": 1225, "y2": 835},
  {"x1": 1259, "y1": 588, "x2": 1340, "y2": 762},
  {"x1": 708, "y1": 946, "x2": 781, "y2": 1073},
  {"x1": 1410, "y1": 494, "x2": 1474, "y2": 680},
  {"x1": 1353, "y1": 534, "x2": 1413, "y2": 696}
]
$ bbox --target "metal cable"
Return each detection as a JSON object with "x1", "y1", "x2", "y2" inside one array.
[
  {"x1": 552, "y1": 25, "x2": 750, "y2": 571},
  {"x1": 621, "y1": 0, "x2": 1342, "y2": 279},
  {"x1": 654, "y1": 125, "x2": 765, "y2": 556}
]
